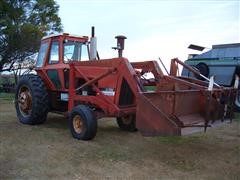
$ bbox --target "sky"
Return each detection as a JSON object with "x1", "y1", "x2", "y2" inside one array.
[{"x1": 56, "y1": 0, "x2": 239, "y2": 69}]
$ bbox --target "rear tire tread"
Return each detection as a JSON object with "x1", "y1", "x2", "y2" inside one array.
[
  {"x1": 117, "y1": 115, "x2": 137, "y2": 132},
  {"x1": 15, "y1": 74, "x2": 48, "y2": 125}
]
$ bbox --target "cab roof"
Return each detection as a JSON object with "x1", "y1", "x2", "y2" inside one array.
[{"x1": 41, "y1": 33, "x2": 89, "y2": 41}]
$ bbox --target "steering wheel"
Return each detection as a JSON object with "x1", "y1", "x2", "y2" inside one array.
[{"x1": 64, "y1": 53, "x2": 73, "y2": 62}]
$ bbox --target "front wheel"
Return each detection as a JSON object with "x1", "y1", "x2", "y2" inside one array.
[
  {"x1": 116, "y1": 114, "x2": 137, "y2": 132},
  {"x1": 69, "y1": 105, "x2": 97, "y2": 140}
]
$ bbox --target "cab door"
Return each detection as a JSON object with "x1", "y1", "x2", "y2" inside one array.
[{"x1": 46, "y1": 40, "x2": 63, "y2": 90}]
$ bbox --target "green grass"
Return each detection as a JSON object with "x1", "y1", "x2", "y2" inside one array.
[
  {"x1": 234, "y1": 113, "x2": 240, "y2": 121},
  {"x1": 0, "y1": 92, "x2": 15, "y2": 101},
  {"x1": 96, "y1": 146, "x2": 129, "y2": 162},
  {"x1": 0, "y1": 75, "x2": 15, "y2": 84},
  {"x1": 1, "y1": 100, "x2": 240, "y2": 179},
  {"x1": 155, "y1": 135, "x2": 205, "y2": 145},
  {"x1": 165, "y1": 157, "x2": 197, "y2": 171}
]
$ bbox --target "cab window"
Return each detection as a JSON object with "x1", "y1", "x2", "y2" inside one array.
[
  {"x1": 36, "y1": 42, "x2": 49, "y2": 67},
  {"x1": 64, "y1": 41, "x2": 89, "y2": 62},
  {"x1": 81, "y1": 44, "x2": 89, "y2": 61},
  {"x1": 49, "y1": 41, "x2": 59, "y2": 64}
]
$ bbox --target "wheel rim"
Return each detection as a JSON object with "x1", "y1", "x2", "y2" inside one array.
[
  {"x1": 17, "y1": 86, "x2": 32, "y2": 117},
  {"x1": 73, "y1": 115, "x2": 84, "y2": 134},
  {"x1": 122, "y1": 116, "x2": 132, "y2": 125}
]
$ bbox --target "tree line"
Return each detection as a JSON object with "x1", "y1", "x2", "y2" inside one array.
[{"x1": 0, "y1": 0, "x2": 63, "y2": 72}]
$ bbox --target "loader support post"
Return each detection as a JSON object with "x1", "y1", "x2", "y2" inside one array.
[{"x1": 68, "y1": 62, "x2": 75, "y2": 111}]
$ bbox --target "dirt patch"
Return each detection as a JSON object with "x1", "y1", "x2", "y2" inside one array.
[{"x1": 0, "y1": 98, "x2": 239, "y2": 179}]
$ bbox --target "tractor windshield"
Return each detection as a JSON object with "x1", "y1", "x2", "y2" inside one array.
[
  {"x1": 63, "y1": 41, "x2": 89, "y2": 62},
  {"x1": 36, "y1": 42, "x2": 49, "y2": 67}
]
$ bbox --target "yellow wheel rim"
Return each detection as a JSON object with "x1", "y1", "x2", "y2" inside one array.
[
  {"x1": 73, "y1": 115, "x2": 84, "y2": 134},
  {"x1": 18, "y1": 86, "x2": 32, "y2": 116}
]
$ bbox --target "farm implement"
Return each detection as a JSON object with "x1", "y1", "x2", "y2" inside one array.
[{"x1": 15, "y1": 27, "x2": 238, "y2": 140}]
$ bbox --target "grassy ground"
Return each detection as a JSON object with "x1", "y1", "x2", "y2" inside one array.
[{"x1": 0, "y1": 94, "x2": 239, "y2": 179}]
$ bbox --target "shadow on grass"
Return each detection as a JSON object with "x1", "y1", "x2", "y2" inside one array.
[
  {"x1": 234, "y1": 113, "x2": 240, "y2": 121},
  {"x1": 98, "y1": 125, "x2": 120, "y2": 133},
  {"x1": 43, "y1": 113, "x2": 68, "y2": 130}
]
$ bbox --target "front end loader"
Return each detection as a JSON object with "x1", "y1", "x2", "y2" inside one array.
[{"x1": 15, "y1": 27, "x2": 238, "y2": 140}]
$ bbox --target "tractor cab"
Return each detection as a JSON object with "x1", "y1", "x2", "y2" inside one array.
[
  {"x1": 36, "y1": 33, "x2": 90, "y2": 67},
  {"x1": 34, "y1": 33, "x2": 94, "y2": 112},
  {"x1": 35, "y1": 33, "x2": 92, "y2": 93}
]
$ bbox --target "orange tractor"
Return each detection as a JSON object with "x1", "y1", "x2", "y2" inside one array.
[{"x1": 15, "y1": 27, "x2": 238, "y2": 140}]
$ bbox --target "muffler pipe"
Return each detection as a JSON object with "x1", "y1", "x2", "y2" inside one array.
[{"x1": 90, "y1": 26, "x2": 97, "y2": 60}]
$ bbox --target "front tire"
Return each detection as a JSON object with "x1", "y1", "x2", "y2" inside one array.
[
  {"x1": 69, "y1": 105, "x2": 97, "y2": 140},
  {"x1": 15, "y1": 74, "x2": 48, "y2": 124}
]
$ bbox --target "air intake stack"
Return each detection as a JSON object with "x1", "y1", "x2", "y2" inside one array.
[{"x1": 112, "y1": 35, "x2": 127, "y2": 58}]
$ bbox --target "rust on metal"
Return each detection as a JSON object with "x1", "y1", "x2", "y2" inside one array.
[
  {"x1": 135, "y1": 58, "x2": 237, "y2": 136},
  {"x1": 18, "y1": 86, "x2": 32, "y2": 116}
]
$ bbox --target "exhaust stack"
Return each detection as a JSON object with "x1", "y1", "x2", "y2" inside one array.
[{"x1": 89, "y1": 26, "x2": 97, "y2": 60}]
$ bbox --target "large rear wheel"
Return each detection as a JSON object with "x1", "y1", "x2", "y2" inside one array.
[
  {"x1": 116, "y1": 114, "x2": 137, "y2": 132},
  {"x1": 15, "y1": 74, "x2": 49, "y2": 124}
]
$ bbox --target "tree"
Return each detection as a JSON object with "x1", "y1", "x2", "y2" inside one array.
[{"x1": 0, "y1": 0, "x2": 62, "y2": 71}]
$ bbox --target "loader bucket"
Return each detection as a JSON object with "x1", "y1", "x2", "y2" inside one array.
[{"x1": 136, "y1": 88, "x2": 233, "y2": 136}]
